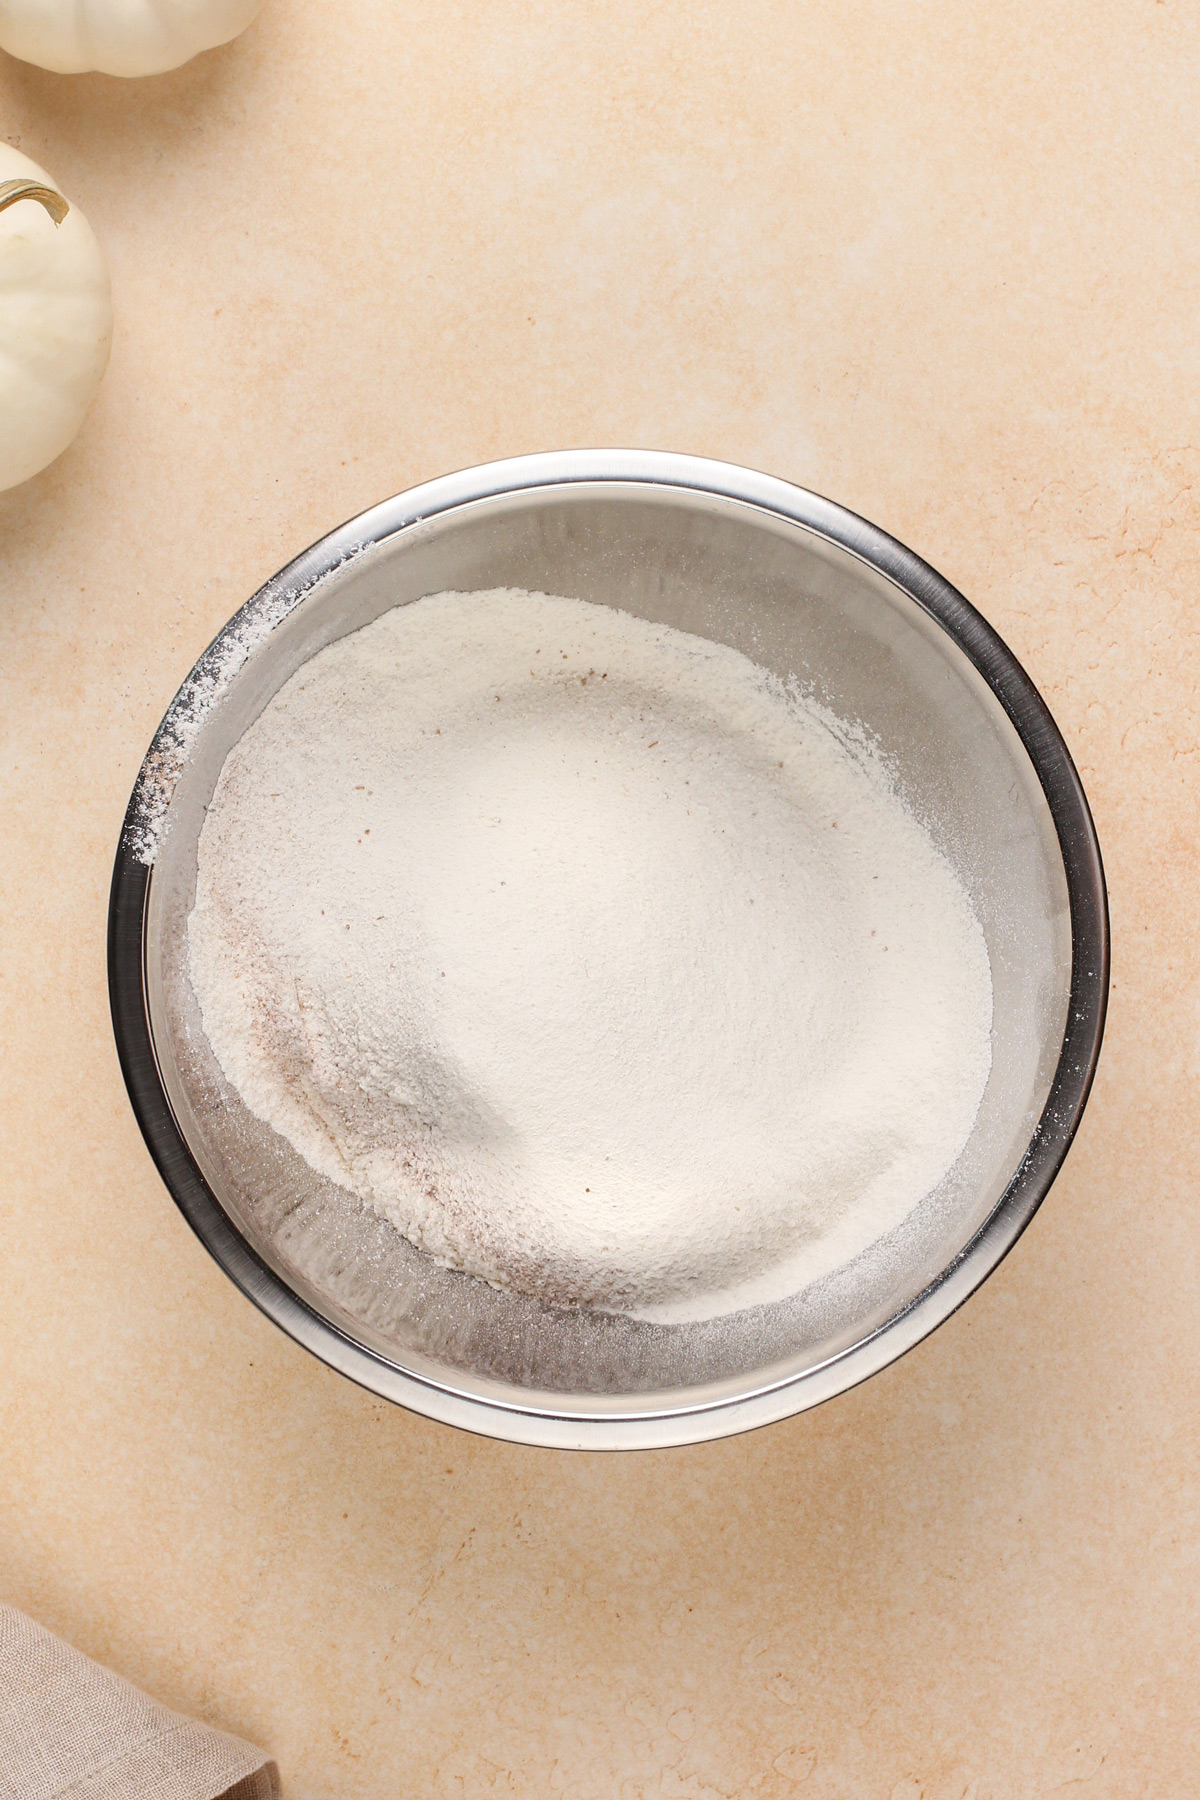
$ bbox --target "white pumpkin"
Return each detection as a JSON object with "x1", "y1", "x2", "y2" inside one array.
[
  {"x1": 0, "y1": 146, "x2": 112, "y2": 494},
  {"x1": 0, "y1": 0, "x2": 262, "y2": 76}
]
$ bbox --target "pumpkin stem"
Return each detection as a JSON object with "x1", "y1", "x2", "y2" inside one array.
[{"x1": 0, "y1": 178, "x2": 69, "y2": 225}]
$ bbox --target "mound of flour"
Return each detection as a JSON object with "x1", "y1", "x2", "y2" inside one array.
[{"x1": 188, "y1": 588, "x2": 993, "y2": 1320}]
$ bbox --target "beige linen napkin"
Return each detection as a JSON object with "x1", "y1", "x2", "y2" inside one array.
[{"x1": 0, "y1": 1605, "x2": 279, "y2": 1800}]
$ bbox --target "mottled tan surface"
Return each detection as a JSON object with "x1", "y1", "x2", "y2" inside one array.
[{"x1": 0, "y1": 3, "x2": 1195, "y2": 1795}]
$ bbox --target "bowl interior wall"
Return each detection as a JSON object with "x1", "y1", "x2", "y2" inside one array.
[{"x1": 144, "y1": 485, "x2": 1071, "y2": 1411}]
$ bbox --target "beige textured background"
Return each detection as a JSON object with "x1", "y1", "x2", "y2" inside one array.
[{"x1": 1, "y1": 3, "x2": 1196, "y2": 1795}]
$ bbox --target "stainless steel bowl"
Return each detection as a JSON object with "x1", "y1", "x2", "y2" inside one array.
[{"x1": 109, "y1": 451, "x2": 1108, "y2": 1449}]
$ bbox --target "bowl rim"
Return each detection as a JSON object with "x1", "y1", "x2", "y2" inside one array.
[{"x1": 108, "y1": 449, "x2": 1109, "y2": 1450}]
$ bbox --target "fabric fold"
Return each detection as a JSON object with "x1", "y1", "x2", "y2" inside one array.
[{"x1": 0, "y1": 1605, "x2": 279, "y2": 1800}]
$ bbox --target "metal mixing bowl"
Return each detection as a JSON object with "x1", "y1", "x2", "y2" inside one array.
[{"x1": 108, "y1": 450, "x2": 1108, "y2": 1449}]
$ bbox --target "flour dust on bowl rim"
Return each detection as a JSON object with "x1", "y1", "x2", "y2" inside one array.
[{"x1": 108, "y1": 450, "x2": 1109, "y2": 1450}]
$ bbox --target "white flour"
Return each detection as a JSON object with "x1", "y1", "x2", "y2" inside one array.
[{"x1": 188, "y1": 588, "x2": 993, "y2": 1320}]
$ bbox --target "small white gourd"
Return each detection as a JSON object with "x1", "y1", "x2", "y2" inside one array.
[
  {"x1": 0, "y1": 146, "x2": 112, "y2": 494},
  {"x1": 0, "y1": 0, "x2": 262, "y2": 77}
]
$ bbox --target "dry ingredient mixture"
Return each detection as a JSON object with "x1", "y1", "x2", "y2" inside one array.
[{"x1": 188, "y1": 588, "x2": 993, "y2": 1320}]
